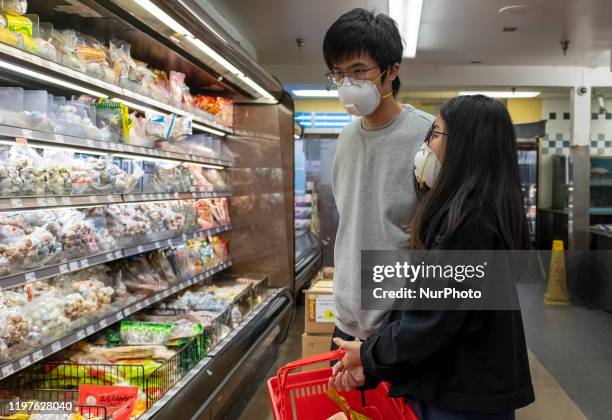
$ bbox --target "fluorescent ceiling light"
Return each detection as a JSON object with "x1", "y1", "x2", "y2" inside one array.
[
  {"x1": 389, "y1": 0, "x2": 424, "y2": 58},
  {"x1": 459, "y1": 91, "x2": 541, "y2": 98},
  {"x1": 292, "y1": 90, "x2": 339, "y2": 98},
  {"x1": 0, "y1": 59, "x2": 107, "y2": 98},
  {"x1": 133, "y1": 0, "x2": 276, "y2": 103},
  {"x1": 192, "y1": 123, "x2": 226, "y2": 136}
]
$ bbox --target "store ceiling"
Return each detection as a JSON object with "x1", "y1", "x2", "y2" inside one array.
[{"x1": 209, "y1": 0, "x2": 612, "y2": 83}]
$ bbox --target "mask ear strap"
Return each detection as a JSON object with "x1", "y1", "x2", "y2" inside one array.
[
  {"x1": 418, "y1": 151, "x2": 432, "y2": 189},
  {"x1": 381, "y1": 91, "x2": 393, "y2": 100}
]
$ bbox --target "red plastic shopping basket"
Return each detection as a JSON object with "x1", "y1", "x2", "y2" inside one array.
[{"x1": 267, "y1": 349, "x2": 418, "y2": 420}]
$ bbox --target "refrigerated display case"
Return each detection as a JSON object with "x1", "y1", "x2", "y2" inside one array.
[{"x1": 0, "y1": 1, "x2": 294, "y2": 419}]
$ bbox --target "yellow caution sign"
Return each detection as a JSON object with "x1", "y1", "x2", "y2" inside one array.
[{"x1": 544, "y1": 240, "x2": 570, "y2": 305}]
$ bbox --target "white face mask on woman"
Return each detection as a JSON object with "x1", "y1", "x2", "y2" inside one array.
[
  {"x1": 414, "y1": 142, "x2": 441, "y2": 189},
  {"x1": 337, "y1": 71, "x2": 392, "y2": 116}
]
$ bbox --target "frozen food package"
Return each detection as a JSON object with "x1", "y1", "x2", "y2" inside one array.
[
  {"x1": 0, "y1": 0, "x2": 27, "y2": 16},
  {"x1": 21, "y1": 293, "x2": 71, "y2": 340},
  {"x1": 109, "y1": 39, "x2": 134, "y2": 84},
  {"x1": 1, "y1": 13, "x2": 32, "y2": 37},
  {"x1": 57, "y1": 209, "x2": 100, "y2": 259},
  {"x1": 203, "y1": 169, "x2": 230, "y2": 191},
  {"x1": 93, "y1": 99, "x2": 131, "y2": 143},
  {"x1": 120, "y1": 320, "x2": 175, "y2": 345},
  {"x1": 195, "y1": 199, "x2": 216, "y2": 229},
  {"x1": 41, "y1": 150, "x2": 74, "y2": 195},
  {"x1": 146, "y1": 249, "x2": 178, "y2": 284},
  {"x1": 209, "y1": 197, "x2": 231, "y2": 225},
  {"x1": 169, "y1": 71, "x2": 186, "y2": 106}
]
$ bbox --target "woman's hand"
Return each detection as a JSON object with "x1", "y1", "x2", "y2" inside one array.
[
  {"x1": 334, "y1": 337, "x2": 363, "y2": 369},
  {"x1": 327, "y1": 337, "x2": 365, "y2": 392}
]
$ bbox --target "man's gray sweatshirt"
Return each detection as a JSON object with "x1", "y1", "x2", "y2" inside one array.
[{"x1": 332, "y1": 105, "x2": 434, "y2": 339}]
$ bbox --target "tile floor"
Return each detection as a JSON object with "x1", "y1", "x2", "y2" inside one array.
[{"x1": 238, "y1": 283, "x2": 611, "y2": 420}]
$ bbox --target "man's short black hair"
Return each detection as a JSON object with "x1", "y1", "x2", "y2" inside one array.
[{"x1": 323, "y1": 8, "x2": 403, "y2": 96}]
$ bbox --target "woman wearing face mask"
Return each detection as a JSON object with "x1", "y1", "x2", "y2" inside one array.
[{"x1": 330, "y1": 95, "x2": 535, "y2": 420}]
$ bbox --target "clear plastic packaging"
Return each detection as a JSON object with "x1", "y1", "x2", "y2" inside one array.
[
  {"x1": 23, "y1": 90, "x2": 48, "y2": 115},
  {"x1": 120, "y1": 320, "x2": 175, "y2": 345},
  {"x1": 0, "y1": 86, "x2": 23, "y2": 113},
  {"x1": 0, "y1": 0, "x2": 28, "y2": 16}
]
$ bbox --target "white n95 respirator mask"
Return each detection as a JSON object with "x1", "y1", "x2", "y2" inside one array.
[
  {"x1": 414, "y1": 142, "x2": 441, "y2": 188},
  {"x1": 338, "y1": 81, "x2": 382, "y2": 116}
]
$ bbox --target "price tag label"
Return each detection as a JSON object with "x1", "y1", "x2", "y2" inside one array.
[
  {"x1": 108, "y1": 142, "x2": 117, "y2": 150},
  {"x1": 46, "y1": 196, "x2": 58, "y2": 206},
  {"x1": 36, "y1": 197, "x2": 47, "y2": 206},
  {"x1": 18, "y1": 357, "x2": 30, "y2": 369},
  {"x1": 25, "y1": 272, "x2": 36, "y2": 283},
  {"x1": 106, "y1": 252, "x2": 114, "y2": 261},
  {"x1": 182, "y1": 234, "x2": 187, "y2": 242},
  {"x1": 59, "y1": 264, "x2": 69, "y2": 273},
  {"x1": 86, "y1": 326, "x2": 95, "y2": 335},
  {"x1": 116, "y1": 144, "x2": 124, "y2": 152},
  {"x1": 22, "y1": 129, "x2": 33, "y2": 138},
  {"x1": 86, "y1": 139, "x2": 95, "y2": 147},
  {"x1": 10, "y1": 198, "x2": 22, "y2": 207},
  {"x1": 99, "y1": 318, "x2": 108, "y2": 328},
  {"x1": 32, "y1": 350, "x2": 43, "y2": 362},
  {"x1": 61, "y1": 196, "x2": 72, "y2": 205},
  {"x1": 69, "y1": 261, "x2": 79, "y2": 271},
  {"x1": 154, "y1": 241, "x2": 161, "y2": 248},
  {"x1": 54, "y1": 134, "x2": 64, "y2": 143},
  {"x1": 51, "y1": 342, "x2": 62, "y2": 353},
  {"x1": 2, "y1": 364, "x2": 14, "y2": 377},
  {"x1": 137, "y1": 245, "x2": 145, "y2": 253},
  {"x1": 80, "y1": 259, "x2": 89, "y2": 269},
  {"x1": 114, "y1": 251, "x2": 122, "y2": 259},
  {"x1": 156, "y1": 193, "x2": 163, "y2": 200},
  {"x1": 76, "y1": 330, "x2": 86, "y2": 340},
  {"x1": 88, "y1": 195, "x2": 99, "y2": 203},
  {"x1": 127, "y1": 194, "x2": 135, "y2": 201}
]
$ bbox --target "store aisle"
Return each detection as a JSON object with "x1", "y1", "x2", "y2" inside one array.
[{"x1": 237, "y1": 299, "x2": 306, "y2": 420}]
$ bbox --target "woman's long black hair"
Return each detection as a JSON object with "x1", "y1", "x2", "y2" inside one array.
[{"x1": 410, "y1": 95, "x2": 531, "y2": 250}]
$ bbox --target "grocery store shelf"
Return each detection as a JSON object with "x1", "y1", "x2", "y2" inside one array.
[
  {"x1": 0, "y1": 259, "x2": 233, "y2": 381},
  {"x1": 0, "y1": 192, "x2": 232, "y2": 211},
  {"x1": 0, "y1": 124, "x2": 232, "y2": 167},
  {"x1": 141, "y1": 287, "x2": 293, "y2": 420},
  {"x1": 0, "y1": 224, "x2": 233, "y2": 290},
  {"x1": 0, "y1": 42, "x2": 232, "y2": 135}
]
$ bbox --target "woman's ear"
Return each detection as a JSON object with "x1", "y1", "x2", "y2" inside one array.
[{"x1": 388, "y1": 63, "x2": 401, "y2": 81}]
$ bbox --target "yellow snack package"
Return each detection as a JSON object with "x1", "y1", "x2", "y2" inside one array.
[{"x1": 3, "y1": 14, "x2": 32, "y2": 37}]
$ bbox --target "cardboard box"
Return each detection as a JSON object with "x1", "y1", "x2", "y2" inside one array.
[
  {"x1": 302, "y1": 333, "x2": 332, "y2": 371},
  {"x1": 305, "y1": 278, "x2": 335, "y2": 334}
]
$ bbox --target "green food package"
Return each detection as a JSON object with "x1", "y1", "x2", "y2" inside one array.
[
  {"x1": 120, "y1": 320, "x2": 176, "y2": 345},
  {"x1": 2, "y1": 14, "x2": 32, "y2": 37}
]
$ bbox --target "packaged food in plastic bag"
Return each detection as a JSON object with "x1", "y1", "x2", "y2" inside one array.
[
  {"x1": 0, "y1": 0, "x2": 27, "y2": 16},
  {"x1": 146, "y1": 249, "x2": 178, "y2": 284},
  {"x1": 209, "y1": 197, "x2": 230, "y2": 225},
  {"x1": 120, "y1": 320, "x2": 175, "y2": 345},
  {"x1": 56, "y1": 209, "x2": 100, "y2": 259},
  {"x1": 112, "y1": 256, "x2": 169, "y2": 296},
  {"x1": 0, "y1": 13, "x2": 32, "y2": 37},
  {"x1": 93, "y1": 99, "x2": 132, "y2": 143},
  {"x1": 195, "y1": 199, "x2": 215, "y2": 229},
  {"x1": 203, "y1": 169, "x2": 229, "y2": 192},
  {"x1": 105, "y1": 204, "x2": 150, "y2": 241},
  {"x1": 109, "y1": 39, "x2": 134, "y2": 84},
  {"x1": 21, "y1": 293, "x2": 71, "y2": 339}
]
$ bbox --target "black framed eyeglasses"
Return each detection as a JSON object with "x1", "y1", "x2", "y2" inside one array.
[
  {"x1": 325, "y1": 66, "x2": 380, "y2": 86},
  {"x1": 425, "y1": 124, "x2": 448, "y2": 143}
]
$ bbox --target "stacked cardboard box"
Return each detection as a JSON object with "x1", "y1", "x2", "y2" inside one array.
[{"x1": 302, "y1": 267, "x2": 335, "y2": 370}]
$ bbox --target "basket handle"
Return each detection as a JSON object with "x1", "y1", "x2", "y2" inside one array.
[
  {"x1": 276, "y1": 349, "x2": 345, "y2": 394},
  {"x1": 278, "y1": 349, "x2": 345, "y2": 374}
]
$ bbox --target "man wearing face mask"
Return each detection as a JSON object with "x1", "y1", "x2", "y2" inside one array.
[{"x1": 324, "y1": 9, "x2": 434, "y2": 349}]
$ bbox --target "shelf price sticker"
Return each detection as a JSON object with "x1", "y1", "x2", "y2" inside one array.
[
  {"x1": 99, "y1": 318, "x2": 108, "y2": 328},
  {"x1": 36, "y1": 197, "x2": 47, "y2": 206},
  {"x1": 69, "y1": 261, "x2": 80, "y2": 271},
  {"x1": 80, "y1": 259, "x2": 89, "y2": 269},
  {"x1": 137, "y1": 245, "x2": 145, "y2": 253},
  {"x1": 76, "y1": 330, "x2": 86, "y2": 340},
  {"x1": 25, "y1": 272, "x2": 36, "y2": 283},
  {"x1": 18, "y1": 356, "x2": 30, "y2": 369},
  {"x1": 54, "y1": 134, "x2": 64, "y2": 143},
  {"x1": 22, "y1": 129, "x2": 33, "y2": 139},
  {"x1": 86, "y1": 326, "x2": 95, "y2": 336},
  {"x1": 2, "y1": 364, "x2": 14, "y2": 377},
  {"x1": 46, "y1": 196, "x2": 57, "y2": 206},
  {"x1": 32, "y1": 350, "x2": 43, "y2": 362},
  {"x1": 10, "y1": 198, "x2": 22, "y2": 208},
  {"x1": 51, "y1": 342, "x2": 62, "y2": 353},
  {"x1": 86, "y1": 139, "x2": 95, "y2": 147},
  {"x1": 88, "y1": 195, "x2": 99, "y2": 204},
  {"x1": 114, "y1": 250, "x2": 122, "y2": 259},
  {"x1": 59, "y1": 264, "x2": 69, "y2": 274},
  {"x1": 62, "y1": 196, "x2": 72, "y2": 205},
  {"x1": 106, "y1": 252, "x2": 114, "y2": 261}
]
